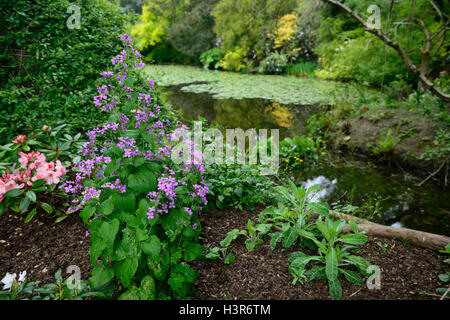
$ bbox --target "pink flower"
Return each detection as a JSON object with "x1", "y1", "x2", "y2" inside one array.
[{"x1": 12, "y1": 135, "x2": 26, "y2": 144}]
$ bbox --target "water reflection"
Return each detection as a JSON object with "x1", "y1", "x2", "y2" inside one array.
[
  {"x1": 162, "y1": 85, "x2": 450, "y2": 236},
  {"x1": 163, "y1": 85, "x2": 321, "y2": 139}
]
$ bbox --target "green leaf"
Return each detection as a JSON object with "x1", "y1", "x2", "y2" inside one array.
[
  {"x1": 128, "y1": 172, "x2": 156, "y2": 194},
  {"x1": 348, "y1": 220, "x2": 359, "y2": 233},
  {"x1": 90, "y1": 239, "x2": 106, "y2": 265},
  {"x1": 112, "y1": 192, "x2": 136, "y2": 213},
  {"x1": 220, "y1": 229, "x2": 246, "y2": 247},
  {"x1": 168, "y1": 273, "x2": 184, "y2": 292},
  {"x1": 438, "y1": 274, "x2": 449, "y2": 283},
  {"x1": 105, "y1": 159, "x2": 120, "y2": 177},
  {"x1": 24, "y1": 208, "x2": 37, "y2": 223},
  {"x1": 326, "y1": 247, "x2": 338, "y2": 280},
  {"x1": 99, "y1": 198, "x2": 114, "y2": 215},
  {"x1": 139, "y1": 276, "x2": 156, "y2": 300},
  {"x1": 99, "y1": 219, "x2": 120, "y2": 251},
  {"x1": 26, "y1": 191, "x2": 37, "y2": 202},
  {"x1": 115, "y1": 257, "x2": 139, "y2": 288},
  {"x1": 32, "y1": 179, "x2": 45, "y2": 188},
  {"x1": 118, "y1": 285, "x2": 141, "y2": 300},
  {"x1": 224, "y1": 253, "x2": 235, "y2": 264},
  {"x1": 282, "y1": 227, "x2": 298, "y2": 249},
  {"x1": 19, "y1": 197, "x2": 31, "y2": 213},
  {"x1": 182, "y1": 242, "x2": 203, "y2": 261},
  {"x1": 89, "y1": 264, "x2": 114, "y2": 290},
  {"x1": 41, "y1": 202, "x2": 53, "y2": 214},
  {"x1": 269, "y1": 232, "x2": 283, "y2": 251},
  {"x1": 345, "y1": 255, "x2": 372, "y2": 276},
  {"x1": 305, "y1": 266, "x2": 326, "y2": 282},
  {"x1": 340, "y1": 268, "x2": 364, "y2": 286},
  {"x1": 338, "y1": 233, "x2": 367, "y2": 245},
  {"x1": 328, "y1": 279, "x2": 342, "y2": 300},
  {"x1": 4, "y1": 188, "x2": 23, "y2": 198},
  {"x1": 79, "y1": 206, "x2": 95, "y2": 223},
  {"x1": 308, "y1": 202, "x2": 329, "y2": 216},
  {"x1": 141, "y1": 235, "x2": 161, "y2": 260}
]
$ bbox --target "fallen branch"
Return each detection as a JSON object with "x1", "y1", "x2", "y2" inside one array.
[
  {"x1": 418, "y1": 156, "x2": 448, "y2": 187},
  {"x1": 272, "y1": 210, "x2": 450, "y2": 251}
]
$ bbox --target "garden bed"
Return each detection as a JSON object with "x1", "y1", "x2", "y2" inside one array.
[{"x1": 1, "y1": 206, "x2": 447, "y2": 300}]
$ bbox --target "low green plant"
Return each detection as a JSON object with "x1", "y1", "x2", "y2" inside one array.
[
  {"x1": 286, "y1": 62, "x2": 318, "y2": 77},
  {"x1": 279, "y1": 135, "x2": 323, "y2": 173},
  {"x1": 0, "y1": 269, "x2": 101, "y2": 300},
  {"x1": 370, "y1": 129, "x2": 400, "y2": 155},
  {"x1": 258, "y1": 52, "x2": 288, "y2": 74},
  {"x1": 200, "y1": 48, "x2": 221, "y2": 70},
  {"x1": 206, "y1": 229, "x2": 247, "y2": 264},
  {"x1": 287, "y1": 216, "x2": 370, "y2": 300},
  {"x1": 204, "y1": 164, "x2": 275, "y2": 210},
  {"x1": 437, "y1": 243, "x2": 450, "y2": 299}
]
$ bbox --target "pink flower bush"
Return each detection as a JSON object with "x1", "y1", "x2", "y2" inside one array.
[{"x1": 0, "y1": 151, "x2": 66, "y2": 202}]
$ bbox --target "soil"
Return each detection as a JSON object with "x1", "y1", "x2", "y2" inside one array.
[
  {"x1": 0, "y1": 209, "x2": 92, "y2": 285},
  {"x1": 1, "y1": 205, "x2": 448, "y2": 300},
  {"x1": 192, "y1": 206, "x2": 449, "y2": 300},
  {"x1": 329, "y1": 105, "x2": 448, "y2": 177}
]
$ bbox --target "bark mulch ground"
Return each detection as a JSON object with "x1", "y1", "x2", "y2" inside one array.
[
  {"x1": 0, "y1": 206, "x2": 448, "y2": 300},
  {"x1": 0, "y1": 210, "x2": 92, "y2": 285},
  {"x1": 191, "y1": 206, "x2": 449, "y2": 300}
]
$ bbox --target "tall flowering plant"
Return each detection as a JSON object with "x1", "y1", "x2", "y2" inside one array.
[{"x1": 60, "y1": 35, "x2": 208, "y2": 299}]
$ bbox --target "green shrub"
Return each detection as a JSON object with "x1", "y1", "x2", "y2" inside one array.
[
  {"x1": 0, "y1": 0, "x2": 130, "y2": 142},
  {"x1": 199, "y1": 48, "x2": 221, "y2": 70},
  {"x1": 258, "y1": 52, "x2": 288, "y2": 74},
  {"x1": 204, "y1": 164, "x2": 275, "y2": 210},
  {"x1": 220, "y1": 48, "x2": 246, "y2": 72}
]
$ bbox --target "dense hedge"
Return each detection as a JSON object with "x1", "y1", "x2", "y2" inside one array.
[{"x1": 0, "y1": 0, "x2": 131, "y2": 141}]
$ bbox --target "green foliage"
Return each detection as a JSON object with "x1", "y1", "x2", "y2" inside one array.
[
  {"x1": 0, "y1": 122, "x2": 85, "y2": 170},
  {"x1": 212, "y1": 0, "x2": 298, "y2": 60},
  {"x1": 279, "y1": 135, "x2": 324, "y2": 173},
  {"x1": 258, "y1": 52, "x2": 288, "y2": 74},
  {"x1": 204, "y1": 164, "x2": 275, "y2": 210},
  {"x1": 286, "y1": 62, "x2": 318, "y2": 77},
  {"x1": 259, "y1": 182, "x2": 370, "y2": 300},
  {"x1": 200, "y1": 48, "x2": 221, "y2": 70},
  {"x1": 437, "y1": 243, "x2": 450, "y2": 299},
  {"x1": 0, "y1": 0, "x2": 130, "y2": 142},
  {"x1": 220, "y1": 48, "x2": 247, "y2": 72},
  {"x1": 370, "y1": 129, "x2": 400, "y2": 155}
]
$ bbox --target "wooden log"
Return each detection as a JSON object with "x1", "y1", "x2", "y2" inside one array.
[
  {"x1": 328, "y1": 211, "x2": 450, "y2": 251},
  {"x1": 272, "y1": 210, "x2": 450, "y2": 251}
]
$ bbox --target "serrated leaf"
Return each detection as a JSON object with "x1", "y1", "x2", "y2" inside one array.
[
  {"x1": 340, "y1": 268, "x2": 364, "y2": 286},
  {"x1": 338, "y1": 233, "x2": 367, "y2": 245},
  {"x1": 79, "y1": 206, "x2": 95, "y2": 223},
  {"x1": 282, "y1": 227, "x2": 298, "y2": 249},
  {"x1": 326, "y1": 247, "x2": 338, "y2": 280},
  {"x1": 115, "y1": 257, "x2": 138, "y2": 288},
  {"x1": 328, "y1": 279, "x2": 342, "y2": 300}
]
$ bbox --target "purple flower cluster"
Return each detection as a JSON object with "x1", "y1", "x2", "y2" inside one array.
[{"x1": 61, "y1": 34, "x2": 209, "y2": 226}]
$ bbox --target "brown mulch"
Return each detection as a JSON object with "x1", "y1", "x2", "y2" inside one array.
[
  {"x1": 1, "y1": 206, "x2": 448, "y2": 300},
  {"x1": 191, "y1": 206, "x2": 449, "y2": 300},
  {"x1": 0, "y1": 210, "x2": 92, "y2": 285}
]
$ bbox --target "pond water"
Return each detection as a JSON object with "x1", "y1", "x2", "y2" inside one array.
[{"x1": 148, "y1": 66, "x2": 450, "y2": 236}]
